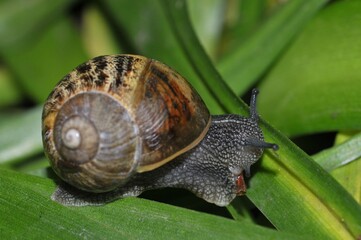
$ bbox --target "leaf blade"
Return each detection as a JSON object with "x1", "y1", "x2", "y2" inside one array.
[
  {"x1": 258, "y1": 0, "x2": 361, "y2": 136},
  {"x1": 0, "y1": 106, "x2": 43, "y2": 164},
  {"x1": 217, "y1": 0, "x2": 329, "y2": 94},
  {"x1": 0, "y1": 168, "x2": 308, "y2": 240}
]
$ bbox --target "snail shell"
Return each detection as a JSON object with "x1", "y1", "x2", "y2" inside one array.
[{"x1": 42, "y1": 55, "x2": 210, "y2": 192}]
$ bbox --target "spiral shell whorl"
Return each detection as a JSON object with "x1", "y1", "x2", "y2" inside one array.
[
  {"x1": 50, "y1": 92, "x2": 141, "y2": 192},
  {"x1": 42, "y1": 55, "x2": 148, "y2": 192},
  {"x1": 55, "y1": 114, "x2": 99, "y2": 165}
]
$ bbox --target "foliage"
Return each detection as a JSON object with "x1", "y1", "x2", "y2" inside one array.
[{"x1": 0, "y1": 0, "x2": 360, "y2": 239}]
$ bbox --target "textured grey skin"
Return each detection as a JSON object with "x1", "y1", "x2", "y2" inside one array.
[{"x1": 52, "y1": 113, "x2": 276, "y2": 206}]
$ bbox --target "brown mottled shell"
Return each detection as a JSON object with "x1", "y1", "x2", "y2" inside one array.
[{"x1": 42, "y1": 54, "x2": 210, "y2": 192}]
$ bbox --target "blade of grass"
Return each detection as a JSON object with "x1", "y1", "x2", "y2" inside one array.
[
  {"x1": 162, "y1": 0, "x2": 361, "y2": 239},
  {"x1": 221, "y1": 0, "x2": 268, "y2": 54},
  {"x1": 217, "y1": 0, "x2": 329, "y2": 94},
  {"x1": 331, "y1": 157, "x2": 361, "y2": 204},
  {"x1": 248, "y1": 130, "x2": 360, "y2": 238},
  {"x1": 0, "y1": 106, "x2": 42, "y2": 164},
  {"x1": 316, "y1": 132, "x2": 361, "y2": 204},
  {"x1": 0, "y1": 168, "x2": 308, "y2": 239},
  {"x1": 313, "y1": 132, "x2": 361, "y2": 171},
  {"x1": 187, "y1": 0, "x2": 226, "y2": 60}
]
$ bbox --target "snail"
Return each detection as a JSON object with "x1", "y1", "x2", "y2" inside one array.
[{"x1": 42, "y1": 54, "x2": 278, "y2": 206}]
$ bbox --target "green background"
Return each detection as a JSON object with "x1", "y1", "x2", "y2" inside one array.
[{"x1": 0, "y1": 0, "x2": 360, "y2": 239}]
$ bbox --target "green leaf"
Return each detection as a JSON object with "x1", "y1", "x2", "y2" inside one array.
[
  {"x1": 0, "y1": 106, "x2": 42, "y2": 164},
  {"x1": 313, "y1": 132, "x2": 361, "y2": 171},
  {"x1": 220, "y1": 0, "x2": 268, "y2": 56},
  {"x1": 1, "y1": 1, "x2": 360, "y2": 239},
  {"x1": 188, "y1": 0, "x2": 226, "y2": 59},
  {"x1": 162, "y1": 1, "x2": 361, "y2": 239},
  {"x1": 0, "y1": 168, "x2": 308, "y2": 239},
  {"x1": 313, "y1": 132, "x2": 361, "y2": 204},
  {"x1": 217, "y1": 0, "x2": 329, "y2": 94},
  {"x1": 331, "y1": 157, "x2": 361, "y2": 204},
  {"x1": 258, "y1": 0, "x2": 361, "y2": 136},
  {"x1": 0, "y1": 0, "x2": 88, "y2": 102},
  {"x1": 247, "y1": 125, "x2": 361, "y2": 239}
]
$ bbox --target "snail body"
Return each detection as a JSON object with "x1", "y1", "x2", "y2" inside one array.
[{"x1": 42, "y1": 54, "x2": 277, "y2": 206}]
